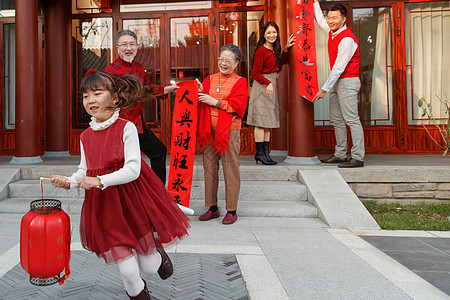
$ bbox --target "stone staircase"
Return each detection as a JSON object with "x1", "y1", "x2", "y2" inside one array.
[{"x1": 0, "y1": 164, "x2": 317, "y2": 218}]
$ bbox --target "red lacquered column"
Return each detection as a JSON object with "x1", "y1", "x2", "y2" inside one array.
[
  {"x1": 11, "y1": 0, "x2": 42, "y2": 164},
  {"x1": 285, "y1": 0, "x2": 319, "y2": 164},
  {"x1": 44, "y1": 0, "x2": 70, "y2": 157}
]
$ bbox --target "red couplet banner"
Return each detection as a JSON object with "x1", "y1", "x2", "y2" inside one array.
[
  {"x1": 167, "y1": 80, "x2": 198, "y2": 208},
  {"x1": 292, "y1": 0, "x2": 319, "y2": 102}
]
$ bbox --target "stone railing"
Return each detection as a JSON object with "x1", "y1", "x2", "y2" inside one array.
[{"x1": 338, "y1": 168, "x2": 450, "y2": 204}]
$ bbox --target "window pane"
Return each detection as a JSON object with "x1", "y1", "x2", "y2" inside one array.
[
  {"x1": 72, "y1": 0, "x2": 111, "y2": 14},
  {"x1": 219, "y1": 0, "x2": 264, "y2": 8},
  {"x1": 314, "y1": 7, "x2": 394, "y2": 126},
  {"x1": 71, "y1": 18, "x2": 113, "y2": 129},
  {"x1": 0, "y1": 0, "x2": 42, "y2": 16},
  {"x1": 353, "y1": 7, "x2": 394, "y2": 125},
  {"x1": 3, "y1": 24, "x2": 14, "y2": 130},
  {"x1": 170, "y1": 16, "x2": 210, "y2": 113},
  {"x1": 123, "y1": 19, "x2": 162, "y2": 128},
  {"x1": 0, "y1": 0, "x2": 14, "y2": 10},
  {"x1": 314, "y1": 9, "x2": 331, "y2": 126},
  {"x1": 220, "y1": 11, "x2": 263, "y2": 126},
  {"x1": 220, "y1": 11, "x2": 264, "y2": 84},
  {"x1": 121, "y1": 1, "x2": 211, "y2": 12},
  {"x1": 406, "y1": 2, "x2": 450, "y2": 125}
]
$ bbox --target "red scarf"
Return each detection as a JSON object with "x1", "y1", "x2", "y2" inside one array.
[{"x1": 197, "y1": 74, "x2": 248, "y2": 154}]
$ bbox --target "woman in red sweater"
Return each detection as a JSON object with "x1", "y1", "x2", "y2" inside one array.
[{"x1": 247, "y1": 21, "x2": 295, "y2": 165}]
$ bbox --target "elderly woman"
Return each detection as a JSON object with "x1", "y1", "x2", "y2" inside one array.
[{"x1": 197, "y1": 44, "x2": 249, "y2": 225}]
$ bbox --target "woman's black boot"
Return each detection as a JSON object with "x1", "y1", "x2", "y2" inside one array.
[
  {"x1": 254, "y1": 142, "x2": 276, "y2": 165},
  {"x1": 263, "y1": 141, "x2": 277, "y2": 164}
]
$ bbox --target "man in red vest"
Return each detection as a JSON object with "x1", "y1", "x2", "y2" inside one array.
[
  {"x1": 312, "y1": 0, "x2": 364, "y2": 168},
  {"x1": 104, "y1": 30, "x2": 179, "y2": 183}
]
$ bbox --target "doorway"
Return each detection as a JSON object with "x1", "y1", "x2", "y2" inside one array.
[
  {"x1": 0, "y1": 21, "x2": 15, "y2": 155},
  {"x1": 122, "y1": 13, "x2": 211, "y2": 147},
  {"x1": 313, "y1": 2, "x2": 402, "y2": 154},
  {"x1": 0, "y1": 18, "x2": 44, "y2": 155},
  {"x1": 69, "y1": 1, "x2": 266, "y2": 155}
]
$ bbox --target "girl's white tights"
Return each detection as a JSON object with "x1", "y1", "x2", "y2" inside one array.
[{"x1": 117, "y1": 252, "x2": 162, "y2": 297}]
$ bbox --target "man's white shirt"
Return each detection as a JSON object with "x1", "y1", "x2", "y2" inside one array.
[{"x1": 313, "y1": 2, "x2": 358, "y2": 92}]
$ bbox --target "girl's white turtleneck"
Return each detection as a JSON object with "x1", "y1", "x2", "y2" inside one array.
[{"x1": 67, "y1": 110, "x2": 142, "y2": 190}]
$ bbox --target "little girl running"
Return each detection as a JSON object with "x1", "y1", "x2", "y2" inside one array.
[{"x1": 51, "y1": 70, "x2": 190, "y2": 300}]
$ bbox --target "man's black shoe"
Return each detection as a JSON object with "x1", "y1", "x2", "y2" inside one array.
[
  {"x1": 338, "y1": 158, "x2": 364, "y2": 168},
  {"x1": 320, "y1": 155, "x2": 347, "y2": 163}
]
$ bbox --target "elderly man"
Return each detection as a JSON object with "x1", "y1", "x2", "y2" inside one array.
[
  {"x1": 104, "y1": 30, "x2": 179, "y2": 184},
  {"x1": 312, "y1": 0, "x2": 365, "y2": 168}
]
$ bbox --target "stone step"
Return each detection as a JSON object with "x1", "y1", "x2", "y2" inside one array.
[
  {"x1": 189, "y1": 180, "x2": 306, "y2": 201},
  {"x1": 18, "y1": 165, "x2": 296, "y2": 182},
  {"x1": 0, "y1": 197, "x2": 82, "y2": 214},
  {"x1": 8, "y1": 180, "x2": 83, "y2": 198},
  {"x1": 0, "y1": 197, "x2": 317, "y2": 218},
  {"x1": 9, "y1": 180, "x2": 307, "y2": 202},
  {"x1": 189, "y1": 200, "x2": 317, "y2": 218}
]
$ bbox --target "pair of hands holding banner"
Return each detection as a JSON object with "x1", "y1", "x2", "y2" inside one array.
[{"x1": 196, "y1": 78, "x2": 221, "y2": 107}]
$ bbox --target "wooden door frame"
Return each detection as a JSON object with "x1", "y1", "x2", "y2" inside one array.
[
  {"x1": 0, "y1": 16, "x2": 45, "y2": 155},
  {"x1": 163, "y1": 10, "x2": 215, "y2": 148},
  {"x1": 314, "y1": 1, "x2": 404, "y2": 155},
  {"x1": 0, "y1": 17, "x2": 16, "y2": 155},
  {"x1": 402, "y1": 0, "x2": 448, "y2": 154},
  {"x1": 119, "y1": 8, "x2": 215, "y2": 149},
  {"x1": 315, "y1": 0, "x2": 447, "y2": 155},
  {"x1": 117, "y1": 12, "x2": 166, "y2": 145},
  {"x1": 0, "y1": 18, "x2": 14, "y2": 155}
]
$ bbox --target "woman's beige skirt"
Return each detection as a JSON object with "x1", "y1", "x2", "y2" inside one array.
[{"x1": 246, "y1": 72, "x2": 280, "y2": 128}]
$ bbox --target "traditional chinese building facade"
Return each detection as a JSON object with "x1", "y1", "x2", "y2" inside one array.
[{"x1": 0, "y1": 0, "x2": 448, "y2": 163}]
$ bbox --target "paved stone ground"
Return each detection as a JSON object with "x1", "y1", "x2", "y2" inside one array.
[
  {"x1": 0, "y1": 251, "x2": 249, "y2": 300},
  {"x1": 360, "y1": 236, "x2": 450, "y2": 296}
]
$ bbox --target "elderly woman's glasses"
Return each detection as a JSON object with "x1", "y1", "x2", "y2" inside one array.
[{"x1": 217, "y1": 57, "x2": 234, "y2": 65}]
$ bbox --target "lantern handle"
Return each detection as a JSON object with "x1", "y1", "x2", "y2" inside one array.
[
  {"x1": 41, "y1": 177, "x2": 100, "y2": 188},
  {"x1": 40, "y1": 177, "x2": 78, "y2": 185}
]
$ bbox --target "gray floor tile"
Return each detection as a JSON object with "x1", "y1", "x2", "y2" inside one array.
[
  {"x1": 414, "y1": 271, "x2": 450, "y2": 295},
  {"x1": 0, "y1": 251, "x2": 248, "y2": 300},
  {"x1": 361, "y1": 236, "x2": 450, "y2": 296},
  {"x1": 362, "y1": 236, "x2": 442, "y2": 252},
  {"x1": 417, "y1": 237, "x2": 450, "y2": 255},
  {"x1": 384, "y1": 250, "x2": 450, "y2": 272}
]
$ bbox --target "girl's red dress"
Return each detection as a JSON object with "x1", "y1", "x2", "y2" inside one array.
[{"x1": 79, "y1": 118, "x2": 189, "y2": 264}]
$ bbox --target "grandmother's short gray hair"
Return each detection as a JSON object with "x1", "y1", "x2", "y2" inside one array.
[{"x1": 219, "y1": 44, "x2": 242, "y2": 62}]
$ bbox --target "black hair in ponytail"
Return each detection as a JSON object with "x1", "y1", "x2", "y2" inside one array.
[{"x1": 80, "y1": 71, "x2": 156, "y2": 109}]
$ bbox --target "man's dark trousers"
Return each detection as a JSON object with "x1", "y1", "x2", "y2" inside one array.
[{"x1": 139, "y1": 127, "x2": 167, "y2": 185}]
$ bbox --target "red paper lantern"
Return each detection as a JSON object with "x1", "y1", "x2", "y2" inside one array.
[{"x1": 20, "y1": 199, "x2": 71, "y2": 286}]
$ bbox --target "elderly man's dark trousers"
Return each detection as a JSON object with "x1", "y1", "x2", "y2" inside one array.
[{"x1": 138, "y1": 129, "x2": 167, "y2": 185}]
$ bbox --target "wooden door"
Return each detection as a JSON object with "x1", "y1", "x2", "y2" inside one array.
[
  {"x1": 166, "y1": 12, "x2": 212, "y2": 152},
  {"x1": 121, "y1": 15, "x2": 166, "y2": 143},
  {"x1": 0, "y1": 18, "x2": 44, "y2": 155},
  {"x1": 121, "y1": 10, "x2": 213, "y2": 152},
  {"x1": 0, "y1": 20, "x2": 15, "y2": 155},
  {"x1": 403, "y1": 1, "x2": 450, "y2": 154},
  {"x1": 313, "y1": 2, "x2": 402, "y2": 155}
]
